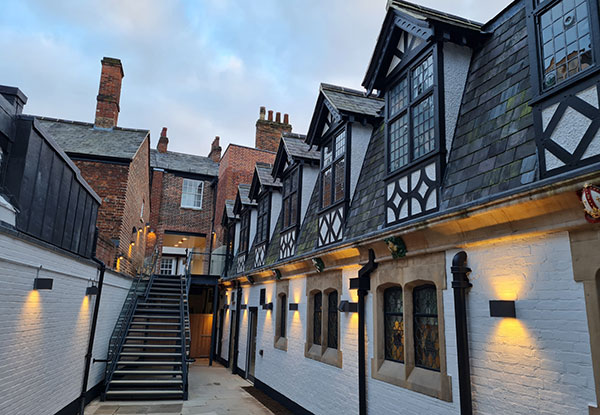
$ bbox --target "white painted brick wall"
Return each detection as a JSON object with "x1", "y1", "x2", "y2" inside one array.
[
  {"x1": 0, "y1": 232, "x2": 131, "y2": 415},
  {"x1": 220, "y1": 232, "x2": 596, "y2": 414}
]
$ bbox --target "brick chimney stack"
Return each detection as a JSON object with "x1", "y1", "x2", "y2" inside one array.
[
  {"x1": 208, "y1": 136, "x2": 222, "y2": 163},
  {"x1": 255, "y1": 106, "x2": 292, "y2": 152},
  {"x1": 95, "y1": 57, "x2": 124, "y2": 129},
  {"x1": 157, "y1": 127, "x2": 169, "y2": 153}
]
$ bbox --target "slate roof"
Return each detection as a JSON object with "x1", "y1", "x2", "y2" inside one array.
[
  {"x1": 282, "y1": 133, "x2": 320, "y2": 161},
  {"x1": 224, "y1": 200, "x2": 235, "y2": 219},
  {"x1": 321, "y1": 84, "x2": 384, "y2": 117},
  {"x1": 388, "y1": 0, "x2": 484, "y2": 32},
  {"x1": 255, "y1": 162, "x2": 281, "y2": 188},
  {"x1": 441, "y1": 3, "x2": 536, "y2": 209},
  {"x1": 151, "y1": 149, "x2": 218, "y2": 177},
  {"x1": 35, "y1": 117, "x2": 149, "y2": 161},
  {"x1": 238, "y1": 184, "x2": 254, "y2": 206}
]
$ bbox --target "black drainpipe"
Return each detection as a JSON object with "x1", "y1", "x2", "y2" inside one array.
[
  {"x1": 232, "y1": 281, "x2": 242, "y2": 375},
  {"x1": 78, "y1": 229, "x2": 106, "y2": 415},
  {"x1": 208, "y1": 177, "x2": 218, "y2": 366},
  {"x1": 451, "y1": 251, "x2": 473, "y2": 415},
  {"x1": 351, "y1": 249, "x2": 377, "y2": 415}
]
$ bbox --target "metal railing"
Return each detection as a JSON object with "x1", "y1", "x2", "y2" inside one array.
[
  {"x1": 179, "y1": 269, "x2": 190, "y2": 399},
  {"x1": 102, "y1": 247, "x2": 159, "y2": 395}
]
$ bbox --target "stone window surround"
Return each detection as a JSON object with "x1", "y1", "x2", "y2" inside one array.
[
  {"x1": 274, "y1": 279, "x2": 289, "y2": 351},
  {"x1": 305, "y1": 271, "x2": 343, "y2": 368},
  {"x1": 371, "y1": 252, "x2": 452, "y2": 402}
]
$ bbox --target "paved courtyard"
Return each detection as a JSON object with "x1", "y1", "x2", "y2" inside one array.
[{"x1": 85, "y1": 360, "x2": 292, "y2": 415}]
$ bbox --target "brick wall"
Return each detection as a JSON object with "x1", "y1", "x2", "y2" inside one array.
[
  {"x1": 214, "y1": 145, "x2": 276, "y2": 248},
  {"x1": 0, "y1": 231, "x2": 131, "y2": 415},
  {"x1": 94, "y1": 57, "x2": 123, "y2": 129}
]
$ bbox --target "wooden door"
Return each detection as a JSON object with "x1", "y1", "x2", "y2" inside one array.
[{"x1": 190, "y1": 314, "x2": 213, "y2": 358}]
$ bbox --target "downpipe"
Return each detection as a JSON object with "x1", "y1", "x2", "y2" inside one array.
[{"x1": 451, "y1": 251, "x2": 473, "y2": 415}]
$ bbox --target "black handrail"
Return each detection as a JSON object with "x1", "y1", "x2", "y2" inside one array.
[{"x1": 179, "y1": 272, "x2": 190, "y2": 399}]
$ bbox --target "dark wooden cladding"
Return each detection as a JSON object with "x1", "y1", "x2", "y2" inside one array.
[{"x1": 5, "y1": 117, "x2": 100, "y2": 258}]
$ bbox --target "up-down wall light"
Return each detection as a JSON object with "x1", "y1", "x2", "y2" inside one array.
[
  {"x1": 240, "y1": 304, "x2": 247, "y2": 310},
  {"x1": 288, "y1": 303, "x2": 299, "y2": 311},
  {"x1": 489, "y1": 300, "x2": 516, "y2": 318},
  {"x1": 262, "y1": 302, "x2": 273, "y2": 310},
  {"x1": 338, "y1": 300, "x2": 358, "y2": 313},
  {"x1": 33, "y1": 266, "x2": 53, "y2": 290},
  {"x1": 86, "y1": 285, "x2": 99, "y2": 296}
]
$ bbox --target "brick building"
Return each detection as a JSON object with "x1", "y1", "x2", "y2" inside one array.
[{"x1": 35, "y1": 58, "x2": 151, "y2": 275}]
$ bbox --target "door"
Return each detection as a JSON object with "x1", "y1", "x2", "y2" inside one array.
[
  {"x1": 246, "y1": 307, "x2": 258, "y2": 381},
  {"x1": 190, "y1": 314, "x2": 213, "y2": 357}
]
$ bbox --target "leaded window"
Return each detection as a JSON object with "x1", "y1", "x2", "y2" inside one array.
[
  {"x1": 413, "y1": 285, "x2": 440, "y2": 371},
  {"x1": 282, "y1": 168, "x2": 299, "y2": 229},
  {"x1": 384, "y1": 287, "x2": 404, "y2": 363},
  {"x1": 321, "y1": 130, "x2": 346, "y2": 209},
  {"x1": 327, "y1": 291, "x2": 338, "y2": 349},
  {"x1": 181, "y1": 178, "x2": 203, "y2": 209},
  {"x1": 313, "y1": 292, "x2": 322, "y2": 346},
  {"x1": 387, "y1": 54, "x2": 435, "y2": 173},
  {"x1": 239, "y1": 210, "x2": 250, "y2": 253},
  {"x1": 256, "y1": 195, "x2": 270, "y2": 243},
  {"x1": 536, "y1": 0, "x2": 594, "y2": 90}
]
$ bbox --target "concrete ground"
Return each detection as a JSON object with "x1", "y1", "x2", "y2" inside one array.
[{"x1": 85, "y1": 360, "x2": 292, "y2": 415}]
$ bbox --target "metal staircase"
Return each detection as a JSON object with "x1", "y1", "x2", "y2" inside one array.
[{"x1": 102, "y1": 257, "x2": 191, "y2": 400}]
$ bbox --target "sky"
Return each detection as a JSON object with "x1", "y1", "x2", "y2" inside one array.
[{"x1": 0, "y1": 0, "x2": 512, "y2": 156}]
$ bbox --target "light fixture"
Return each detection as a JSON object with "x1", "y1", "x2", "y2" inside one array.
[
  {"x1": 33, "y1": 278, "x2": 53, "y2": 290},
  {"x1": 86, "y1": 285, "x2": 99, "y2": 296},
  {"x1": 247, "y1": 275, "x2": 255, "y2": 285},
  {"x1": 489, "y1": 300, "x2": 516, "y2": 318},
  {"x1": 130, "y1": 241, "x2": 135, "y2": 246},
  {"x1": 262, "y1": 302, "x2": 273, "y2": 310},
  {"x1": 289, "y1": 303, "x2": 299, "y2": 311},
  {"x1": 182, "y1": 237, "x2": 188, "y2": 241},
  {"x1": 241, "y1": 304, "x2": 247, "y2": 309},
  {"x1": 338, "y1": 300, "x2": 358, "y2": 313},
  {"x1": 224, "y1": 304, "x2": 229, "y2": 310},
  {"x1": 145, "y1": 222, "x2": 150, "y2": 228}
]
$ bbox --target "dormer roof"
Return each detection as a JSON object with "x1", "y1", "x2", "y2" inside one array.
[
  {"x1": 249, "y1": 162, "x2": 281, "y2": 200},
  {"x1": 272, "y1": 133, "x2": 320, "y2": 178},
  {"x1": 233, "y1": 184, "x2": 255, "y2": 215},
  {"x1": 221, "y1": 199, "x2": 236, "y2": 226}
]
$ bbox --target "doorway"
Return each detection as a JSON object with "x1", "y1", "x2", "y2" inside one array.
[
  {"x1": 189, "y1": 285, "x2": 214, "y2": 358},
  {"x1": 246, "y1": 307, "x2": 258, "y2": 382}
]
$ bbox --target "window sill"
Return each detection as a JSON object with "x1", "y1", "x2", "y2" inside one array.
[
  {"x1": 274, "y1": 336, "x2": 287, "y2": 351},
  {"x1": 304, "y1": 343, "x2": 343, "y2": 368},
  {"x1": 529, "y1": 66, "x2": 600, "y2": 106},
  {"x1": 317, "y1": 199, "x2": 346, "y2": 216},
  {"x1": 383, "y1": 151, "x2": 439, "y2": 183},
  {"x1": 180, "y1": 206, "x2": 203, "y2": 211},
  {"x1": 280, "y1": 224, "x2": 298, "y2": 234}
]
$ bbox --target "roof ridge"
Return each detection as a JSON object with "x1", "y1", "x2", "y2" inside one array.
[
  {"x1": 256, "y1": 161, "x2": 273, "y2": 168},
  {"x1": 282, "y1": 132, "x2": 307, "y2": 139},
  {"x1": 320, "y1": 83, "x2": 383, "y2": 101},
  {"x1": 34, "y1": 115, "x2": 150, "y2": 134},
  {"x1": 388, "y1": 0, "x2": 484, "y2": 29},
  {"x1": 152, "y1": 148, "x2": 216, "y2": 162}
]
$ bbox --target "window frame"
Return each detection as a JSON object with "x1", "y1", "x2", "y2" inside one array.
[
  {"x1": 274, "y1": 280, "x2": 289, "y2": 351},
  {"x1": 238, "y1": 209, "x2": 250, "y2": 254},
  {"x1": 159, "y1": 257, "x2": 175, "y2": 275},
  {"x1": 180, "y1": 178, "x2": 204, "y2": 209},
  {"x1": 281, "y1": 166, "x2": 301, "y2": 232},
  {"x1": 413, "y1": 284, "x2": 440, "y2": 372},
  {"x1": 383, "y1": 286, "x2": 404, "y2": 364},
  {"x1": 527, "y1": 0, "x2": 600, "y2": 102},
  {"x1": 385, "y1": 50, "x2": 439, "y2": 176},
  {"x1": 255, "y1": 193, "x2": 271, "y2": 244},
  {"x1": 319, "y1": 127, "x2": 348, "y2": 212},
  {"x1": 327, "y1": 290, "x2": 339, "y2": 350}
]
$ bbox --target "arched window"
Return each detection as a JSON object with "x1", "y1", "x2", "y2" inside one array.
[
  {"x1": 384, "y1": 286, "x2": 404, "y2": 362},
  {"x1": 280, "y1": 294, "x2": 287, "y2": 339},
  {"x1": 413, "y1": 284, "x2": 439, "y2": 371},
  {"x1": 327, "y1": 291, "x2": 338, "y2": 349},
  {"x1": 313, "y1": 292, "x2": 322, "y2": 346}
]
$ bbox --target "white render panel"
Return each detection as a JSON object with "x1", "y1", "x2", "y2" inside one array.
[
  {"x1": 301, "y1": 166, "x2": 319, "y2": 221},
  {"x1": 443, "y1": 43, "x2": 472, "y2": 162},
  {"x1": 457, "y1": 232, "x2": 595, "y2": 414},
  {"x1": 248, "y1": 209, "x2": 258, "y2": 254},
  {"x1": 269, "y1": 191, "x2": 282, "y2": 241},
  {"x1": 542, "y1": 102, "x2": 560, "y2": 131},
  {"x1": 545, "y1": 149, "x2": 566, "y2": 170},
  {"x1": 576, "y1": 85, "x2": 599, "y2": 109},
  {"x1": 551, "y1": 106, "x2": 592, "y2": 154},
  {"x1": 582, "y1": 129, "x2": 600, "y2": 160},
  {"x1": 0, "y1": 232, "x2": 130, "y2": 415},
  {"x1": 350, "y1": 124, "x2": 373, "y2": 201}
]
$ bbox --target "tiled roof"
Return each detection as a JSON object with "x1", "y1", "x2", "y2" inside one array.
[
  {"x1": 282, "y1": 133, "x2": 320, "y2": 161},
  {"x1": 151, "y1": 149, "x2": 218, "y2": 177},
  {"x1": 35, "y1": 117, "x2": 148, "y2": 160},
  {"x1": 388, "y1": 0, "x2": 484, "y2": 31},
  {"x1": 224, "y1": 200, "x2": 235, "y2": 219},
  {"x1": 238, "y1": 184, "x2": 254, "y2": 206},
  {"x1": 441, "y1": 4, "x2": 536, "y2": 209},
  {"x1": 321, "y1": 84, "x2": 384, "y2": 117},
  {"x1": 256, "y1": 162, "x2": 281, "y2": 188}
]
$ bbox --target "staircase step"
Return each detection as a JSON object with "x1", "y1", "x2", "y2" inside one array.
[
  {"x1": 138, "y1": 303, "x2": 179, "y2": 307},
  {"x1": 110, "y1": 379, "x2": 183, "y2": 385},
  {"x1": 106, "y1": 390, "x2": 183, "y2": 395},
  {"x1": 130, "y1": 322, "x2": 180, "y2": 326},
  {"x1": 128, "y1": 329, "x2": 182, "y2": 334},
  {"x1": 120, "y1": 352, "x2": 181, "y2": 357},
  {"x1": 122, "y1": 344, "x2": 181, "y2": 348},
  {"x1": 148, "y1": 293, "x2": 181, "y2": 297},
  {"x1": 132, "y1": 315, "x2": 180, "y2": 319},
  {"x1": 114, "y1": 370, "x2": 182, "y2": 375},
  {"x1": 117, "y1": 361, "x2": 182, "y2": 365},
  {"x1": 126, "y1": 336, "x2": 181, "y2": 341},
  {"x1": 136, "y1": 309, "x2": 180, "y2": 314}
]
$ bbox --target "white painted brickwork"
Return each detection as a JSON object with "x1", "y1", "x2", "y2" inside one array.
[
  {"x1": 221, "y1": 232, "x2": 595, "y2": 414},
  {"x1": 0, "y1": 233, "x2": 131, "y2": 415}
]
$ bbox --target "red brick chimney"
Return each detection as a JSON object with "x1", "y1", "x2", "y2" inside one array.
[
  {"x1": 95, "y1": 57, "x2": 124, "y2": 129},
  {"x1": 255, "y1": 106, "x2": 292, "y2": 152},
  {"x1": 208, "y1": 136, "x2": 222, "y2": 163},
  {"x1": 157, "y1": 127, "x2": 169, "y2": 153}
]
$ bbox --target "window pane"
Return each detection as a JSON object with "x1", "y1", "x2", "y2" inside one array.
[
  {"x1": 327, "y1": 291, "x2": 338, "y2": 349},
  {"x1": 323, "y1": 144, "x2": 333, "y2": 167},
  {"x1": 389, "y1": 78, "x2": 408, "y2": 117},
  {"x1": 283, "y1": 198, "x2": 290, "y2": 228},
  {"x1": 412, "y1": 55, "x2": 434, "y2": 98},
  {"x1": 290, "y1": 193, "x2": 298, "y2": 226},
  {"x1": 181, "y1": 179, "x2": 203, "y2": 208},
  {"x1": 335, "y1": 130, "x2": 346, "y2": 158},
  {"x1": 314, "y1": 292, "x2": 322, "y2": 345},
  {"x1": 413, "y1": 285, "x2": 440, "y2": 371},
  {"x1": 413, "y1": 95, "x2": 435, "y2": 159},
  {"x1": 384, "y1": 287, "x2": 404, "y2": 362},
  {"x1": 334, "y1": 158, "x2": 345, "y2": 202},
  {"x1": 322, "y1": 167, "x2": 332, "y2": 208},
  {"x1": 389, "y1": 113, "x2": 409, "y2": 171}
]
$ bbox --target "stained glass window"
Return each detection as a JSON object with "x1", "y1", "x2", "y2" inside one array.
[
  {"x1": 538, "y1": 0, "x2": 593, "y2": 90},
  {"x1": 384, "y1": 287, "x2": 404, "y2": 362},
  {"x1": 313, "y1": 292, "x2": 322, "y2": 346},
  {"x1": 321, "y1": 130, "x2": 346, "y2": 209},
  {"x1": 280, "y1": 294, "x2": 287, "y2": 338},
  {"x1": 413, "y1": 285, "x2": 440, "y2": 371},
  {"x1": 327, "y1": 291, "x2": 338, "y2": 349}
]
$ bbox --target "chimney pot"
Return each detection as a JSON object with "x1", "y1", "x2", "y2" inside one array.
[
  {"x1": 157, "y1": 126, "x2": 169, "y2": 153},
  {"x1": 255, "y1": 107, "x2": 293, "y2": 152},
  {"x1": 260, "y1": 106, "x2": 266, "y2": 120},
  {"x1": 208, "y1": 135, "x2": 222, "y2": 163},
  {"x1": 268, "y1": 110, "x2": 273, "y2": 121},
  {"x1": 276, "y1": 112, "x2": 281, "y2": 123},
  {"x1": 161, "y1": 127, "x2": 168, "y2": 137},
  {"x1": 283, "y1": 113, "x2": 289, "y2": 124},
  {"x1": 94, "y1": 57, "x2": 124, "y2": 129}
]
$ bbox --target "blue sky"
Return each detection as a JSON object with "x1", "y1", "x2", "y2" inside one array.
[{"x1": 0, "y1": 0, "x2": 512, "y2": 156}]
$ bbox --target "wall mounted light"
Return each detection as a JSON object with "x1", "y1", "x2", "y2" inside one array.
[
  {"x1": 224, "y1": 304, "x2": 229, "y2": 310},
  {"x1": 86, "y1": 285, "x2": 99, "y2": 296},
  {"x1": 289, "y1": 303, "x2": 299, "y2": 311},
  {"x1": 240, "y1": 304, "x2": 247, "y2": 309},
  {"x1": 247, "y1": 275, "x2": 255, "y2": 285},
  {"x1": 338, "y1": 300, "x2": 358, "y2": 313},
  {"x1": 489, "y1": 300, "x2": 516, "y2": 318},
  {"x1": 33, "y1": 278, "x2": 53, "y2": 290},
  {"x1": 262, "y1": 302, "x2": 273, "y2": 310}
]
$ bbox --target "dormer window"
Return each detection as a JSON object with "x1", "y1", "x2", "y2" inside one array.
[
  {"x1": 256, "y1": 194, "x2": 270, "y2": 244},
  {"x1": 239, "y1": 210, "x2": 250, "y2": 254},
  {"x1": 535, "y1": 0, "x2": 594, "y2": 91},
  {"x1": 321, "y1": 130, "x2": 346, "y2": 209},
  {"x1": 282, "y1": 167, "x2": 299, "y2": 230},
  {"x1": 388, "y1": 54, "x2": 435, "y2": 173}
]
